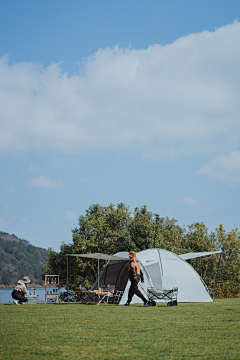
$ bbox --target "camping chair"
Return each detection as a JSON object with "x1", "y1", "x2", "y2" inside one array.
[
  {"x1": 96, "y1": 285, "x2": 115, "y2": 305},
  {"x1": 106, "y1": 285, "x2": 115, "y2": 304},
  {"x1": 147, "y1": 287, "x2": 178, "y2": 306},
  {"x1": 114, "y1": 290, "x2": 124, "y2": 304}
]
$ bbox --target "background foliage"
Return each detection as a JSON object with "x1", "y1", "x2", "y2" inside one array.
[
  {"x1": 43, "y1": 203, "x2": 240, "y2": 299},
  {"x1": 0, "y1": 232, "x2": 48, "y2": 285}
]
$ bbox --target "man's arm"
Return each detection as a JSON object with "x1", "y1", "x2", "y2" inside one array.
[{"x1": 140, "y1": 270, "x2": 144, "y2": 283}]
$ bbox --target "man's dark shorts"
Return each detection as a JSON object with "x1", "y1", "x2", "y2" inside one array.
[{"x1": 12, "y1": 289, "x2": 28, "y2": 304}]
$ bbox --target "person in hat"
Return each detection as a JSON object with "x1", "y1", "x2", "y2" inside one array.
[
  {"x1": 124, "y1": 251, "x2": 149, "y2": 306},
  {"x1": 12, "y1": 277, "x2": 30, "y2": 305}
]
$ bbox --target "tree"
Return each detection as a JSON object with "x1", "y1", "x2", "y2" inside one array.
[
  {"x1": 42, "y1": 204, "x2": 240, "y2": 299},
  {"x1": 213, "y1": 225, "x2": 240, "y2": 298},
  {"x1": 43, "y1": 203, "x2": 133, "y2": 292},
  {"x1": 181, "y1": 222, "x2": 219, "y2": 294},
  {"x1": 130, "y1": 207, "x2": 186, "y2": 253}
]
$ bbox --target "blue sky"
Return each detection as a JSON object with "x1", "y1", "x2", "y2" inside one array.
[{"x1": 1, "y1": 0, "x2": 240, "y2": 250}]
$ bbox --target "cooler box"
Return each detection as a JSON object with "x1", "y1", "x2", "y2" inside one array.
[{"x1": 25, "y1": 294, "x2": 39, "y2": 304}]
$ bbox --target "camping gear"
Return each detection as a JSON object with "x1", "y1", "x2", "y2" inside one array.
[
  {"x1": 78, "y1": 289, "x2": 114, "y2": 305},
  {"x1": 90, "y1": 249, "x2": 221, "y2": 304},
  {"x1": 114, "y1": 290, "x2": 124, "y2": 304},
  {"x1": 66, "y1": 253, "x2": 127, "y2": 303},
  {"x1": 47, "y1": 297, "x2": 56, "y2": 303},
  {"x1": 67, "y1": 249, "x2": 221, "y2": 304},
  {"x1": 25, "y1": 294, "x2": 39, "y2": 304},
  {"x1": 96, "y1": 286, "x2": 115, "y2": 305},
  {"x1": 44, "y1": 275, "x2": 60, "y2": 303},
  {"x1": 147, "y1": 287, "x2": 178, "y2": 306}
]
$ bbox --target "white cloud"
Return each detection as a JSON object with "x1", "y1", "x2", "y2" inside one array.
[
  {"x1": 6, "y1": 186, "x2": 16, "y2": 194},
  {"x1": 196, "y1": 151, "x2": 240, "y2": 186},
  {"x1": 0, "y1": 216, "x2": 29, "y2": 228},
  {"x1": 0, "y1": 218, "x2": 9, "y2": 228},
  {"x1": 28, "y1": 165, "x2": 40, "y2": 173},
  {"x1": 0, "y1": 174, "x2": 10, "y2": 182},
  {"x1": 18, "y1": 217, "x2": 29, "y2": 224},
  {"x1": 29, "y1": 175, "x2": 63, "y2": 189},
  {"x1": 178, "y1": 196, "x2": 200, "y2": 207},
  {"x1": 178, "y1": 196, "x2": 216, "y2": 217},
  {"x1": 51, "y1": 210, "x2": 78, "y2": 223},
  {"x1": 63, "y1": 210, "x2": 78, "y2": 223},
  {"x1": 0, "y1": 21, "x2": 240, "y2": 163}
]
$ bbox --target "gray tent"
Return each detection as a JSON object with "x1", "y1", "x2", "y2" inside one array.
[{"x1": 87, "y1": 249, "x2": 221, "y2": 304}]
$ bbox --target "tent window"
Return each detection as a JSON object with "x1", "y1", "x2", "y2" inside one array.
[{"x1": 146, "y1": 262, "x2": 162, "y2": 289}]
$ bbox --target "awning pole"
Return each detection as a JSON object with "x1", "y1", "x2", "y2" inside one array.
[
  {"x1": 98, "y1": 253, "x2": 99, "y2": 302},
  {"x1": 212, "y1": 252, "x2": 222, "y2": 300},
  {"x1": 67, "y1": 255, "x2": 69, "y2": 303}
]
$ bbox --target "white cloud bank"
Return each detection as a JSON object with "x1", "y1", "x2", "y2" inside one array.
[
  {"x1": 178, "y1": 196, "x2": 200, "y2": 208},
  {"x1": 63, "y1": 210, "x2": 78, "y2": 223},
  {"x1": 0, "y1": 21, "x2": 240, "y2": 180},
  {"x1": 51, "y1": 210, "x2": 78, "y2": 223},
  {"x1": 29, "y1": 175, "x2": 63, "y2": 189},
  {"x1": 196, "y1": 151, "x2": 240, "y2": 186},
  {"x1": 178, "y1": 196, "x2": 216, "y2": 217},
  {"x1": 0, "y1": 216, "x2": 29, "y2": 229}
]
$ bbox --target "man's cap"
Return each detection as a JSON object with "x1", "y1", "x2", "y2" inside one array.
[
  {"x1": 23, "y1": 277, "x2": 30, "y2": 283},
  {"x1": 129, "y1": 251, "x2": 136, "y2": 257}
]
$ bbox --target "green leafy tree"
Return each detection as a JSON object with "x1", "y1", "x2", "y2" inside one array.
[
  {"x1": 43, "y1": 204, "x2": 134, "y2": 293},
  {"x1": 42, "y1": 204, "x2": 240, "y2": 300},
  {"x1": 213, "y1": 225, "x2": 240, "y2": 298},
  {"x1": 181, "y1": 222, "x2": 219, "y2": 294},
  {"x1": 130, "y1": 207, "x2": 186, "y2": 253}
]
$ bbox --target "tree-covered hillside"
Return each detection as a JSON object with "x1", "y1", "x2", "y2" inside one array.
[{"x1": 0, "y1": 232, "x2": 48, "y2": 286}]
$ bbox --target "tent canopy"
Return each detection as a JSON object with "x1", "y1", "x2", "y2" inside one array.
[
  {"x1": 179, "y1": 251, "x2": 222, "y2": 261},
  {"x1": 66, "y1": 253, "x2": 128, "y2": 261}
]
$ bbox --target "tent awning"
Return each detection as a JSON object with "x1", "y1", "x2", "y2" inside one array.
[
  {"x1": 66, "y1": 253, "x2": 128, "y2": 261},
  {"x1": 179, "y1": 251, "x2": 222, "y2": 261}
]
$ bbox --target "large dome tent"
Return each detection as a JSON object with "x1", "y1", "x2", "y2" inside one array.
[
  {"x1": 81, "y1": 248, "x2": 221, "y2": 304},
  {"x1": 132, "y1": 249, "x2": 213, "y2": 303}
]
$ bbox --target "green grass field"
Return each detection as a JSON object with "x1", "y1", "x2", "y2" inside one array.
[{"x1": 1, "y1": 299, "x2": 239, "y2": 360}]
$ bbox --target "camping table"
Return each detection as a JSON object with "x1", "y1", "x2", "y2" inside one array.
[
  {"x1": 76, "y1": 290, "x2": 99, "y2": 304},
  {"x1": 77, "y1": 290, "x2": 112, "y2": 305}
]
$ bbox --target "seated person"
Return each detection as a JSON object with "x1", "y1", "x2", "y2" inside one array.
[{"x1": 12, "y1": 277, "x2": 30, "y2": 305}]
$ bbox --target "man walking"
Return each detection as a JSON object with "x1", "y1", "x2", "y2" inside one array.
[{"x1": 124, "y1": 251, "x2": 149, "y2": 306}]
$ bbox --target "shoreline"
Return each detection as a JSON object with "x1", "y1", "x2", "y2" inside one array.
[{"x1": 0, "y1": 284, "x2": 44, "y2": 288}]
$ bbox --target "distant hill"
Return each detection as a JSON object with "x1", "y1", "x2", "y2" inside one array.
[{"x1": 0, "y1": 231, "x2": 49, "y2": 286}]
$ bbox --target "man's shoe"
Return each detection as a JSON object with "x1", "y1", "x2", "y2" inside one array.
[
  {"x1": 124, "y1": 303, "x2": 130, "y2": 306},
  {"x1": 13, "y1": 300, "x2": 19, "y2": 305},
  {"x1": 142, "y1": 301, "x2": 149, "y2": 307}
]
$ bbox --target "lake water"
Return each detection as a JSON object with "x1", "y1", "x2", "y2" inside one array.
[{"x1": 0, "y1": 287, "x2": 66, "y2": 303}]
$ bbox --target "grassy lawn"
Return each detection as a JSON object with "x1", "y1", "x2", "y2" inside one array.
[{"x1": 1, "y1": 299, "x2": 239, "y2": 359}]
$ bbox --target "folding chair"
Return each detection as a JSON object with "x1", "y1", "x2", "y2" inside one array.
[
  {"x1": 96, "y1": 285, "x2": 116, "y2": 305},
  {"x1": 147, "y1": 287, "x2": 178, "y2": 306},
  {"x1": 114, "y1": 290, "x2": 124, "y2": 304},
  {"x1": 106, "y1": 285, "x2": 115, "y2": 304}
]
